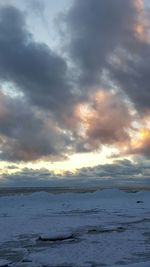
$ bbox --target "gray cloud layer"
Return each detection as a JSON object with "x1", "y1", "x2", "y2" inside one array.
[
  {"x1": 63, "y1": 0, "x2": 137, "y2": 87},
  {"x1": 0, "y1": 1, "x2": 150, "y2": 162},
  {"x1": 0, "y1": 6, "x2": 72, "y2": 111},
  {"x1": 1, "y1": 159, "x2": 150, "y2": 188},
  {"x1": 63, "y1": 0, "x2": 150, "y2": 113},
  {"x1": 0, "y1": 92, "x2": 69, "y2": 161}
]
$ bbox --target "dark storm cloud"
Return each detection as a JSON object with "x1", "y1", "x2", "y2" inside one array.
[
  {"x1": 63, "y1": 0, "x2": 136, "y2": 87},
  {"x1": 0, "y1": 0, "x2": 150, "y2": 163},
  {"x1": 75, "y1": 159, "x2": 149, "y2": 181},
  {"x1": 0, "y1": 6, "x2": 72, "y2": 112},
  {"x1": 1, "y1": 168, "x2": 55, "y2": 187},
  {"x1": 0, "y1": 5, "x2": 75, "y2": 161},
  {"x1": 0, "y1": 92, "x2": 69, "y2": 161},
  {"x1": 0, "y1": 4, "x2": 78, "y2": 162},
  {"x1": 110, "y1": 43, "x2": 150, "y2": 112},
  {"x1": 60, "y1": 0, "x2": 150, "y2": 159},
  {"x1": 63, "y1": 0, "x2": 150, "y2": 113}
]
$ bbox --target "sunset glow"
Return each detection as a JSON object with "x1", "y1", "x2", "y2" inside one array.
[{"x1": 0, "y1": 0, "x2": 150, "y2": 184}]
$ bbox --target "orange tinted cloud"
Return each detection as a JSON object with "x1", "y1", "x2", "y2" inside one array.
[
  {"x1": 131, "y1": 128, "x2": 150, "y2": 156},
  {"x1": 133, "y1": 0, "x2": 149, "y2": 42},
  {"x1": 133, "y1": 0, "x2": 143, "y2": 12},
  {"x1": 64, "y1": 90, "x2": 132, "y2": 151}
]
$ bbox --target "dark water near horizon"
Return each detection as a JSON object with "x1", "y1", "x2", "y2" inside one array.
[{"x1": 0, "y1": 185, "x2": 150, "y2": 196}]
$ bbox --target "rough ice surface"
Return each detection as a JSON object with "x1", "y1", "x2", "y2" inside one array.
[
  {"x1": 0, "y1": 188, "x2": 150, "y2": 266},
  {"x1": 0, "y1": 259, "x2": 12, "y2": 266}
]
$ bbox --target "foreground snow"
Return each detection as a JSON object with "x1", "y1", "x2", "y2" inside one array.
[
  {"x1": 0, "y1": 188, "x2": 150, "y2": 266},
  {"x1": 111, "y1": 262, "x2": 150, "y2": 267}
]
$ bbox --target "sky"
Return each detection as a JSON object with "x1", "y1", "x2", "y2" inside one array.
[{"x1": 0, "y1": 0, "x2": 150, "y2": 186}]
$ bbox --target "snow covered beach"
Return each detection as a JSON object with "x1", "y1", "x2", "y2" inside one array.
[{"x1": 0, "y1": 188, "x2": 150, "y2": 267}]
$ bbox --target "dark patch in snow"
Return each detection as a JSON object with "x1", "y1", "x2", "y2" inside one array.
[
  {"x1": 37, "y1": 234, "x2": 76, "y2": 243},
  {"x1": 88, "y1": 226, "x2": 126, "y2": 234}
]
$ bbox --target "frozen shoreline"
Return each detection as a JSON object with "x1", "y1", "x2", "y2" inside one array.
[{"x1": 0, "y1": 188, "x2": 150, "y2": 266}]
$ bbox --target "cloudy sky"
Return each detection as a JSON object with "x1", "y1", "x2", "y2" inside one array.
[{"x1": 0, "y1": 0, "x2": 150, "y2": 186}]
